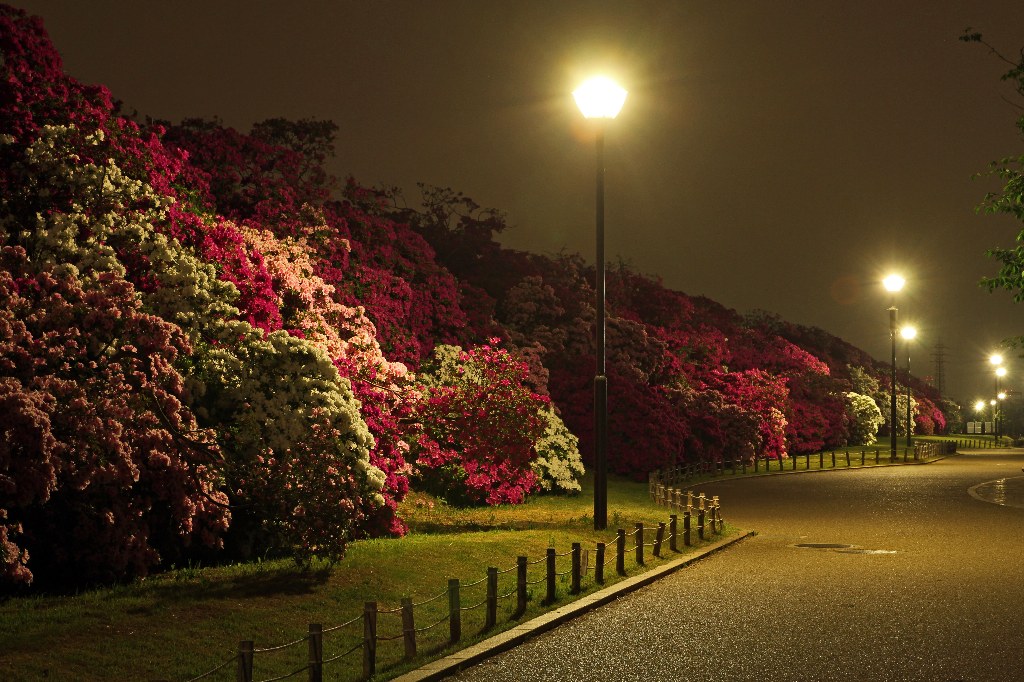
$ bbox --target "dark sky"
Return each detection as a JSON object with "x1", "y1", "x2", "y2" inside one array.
[{"x1": 12, "y1": 0, "x2": 1024, "y2": 403}]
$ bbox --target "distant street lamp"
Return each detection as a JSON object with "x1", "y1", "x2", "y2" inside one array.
[
  {"x1": 975, "y1": 399, "x2": 987, "y2": 433},
  {"x1": 996, "y1": 366, "x2": 1008, "y2": 441},
  {"x1": 883, "y1": 274, "x2": 904, "y2": 461},
  {"x1": 574, "y1": 76, "x2": 627, "y2": 531},
  {"x1": 901, "y1": 325, "x2": 917, "y2": 448},
  {"x1": 990, "y1": 354, "x2": 1006, "y2": 442}
]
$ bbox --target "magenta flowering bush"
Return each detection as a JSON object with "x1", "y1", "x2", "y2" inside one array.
[{"x1": 412, "y1": 342, "x2": 549, "y2": 505}]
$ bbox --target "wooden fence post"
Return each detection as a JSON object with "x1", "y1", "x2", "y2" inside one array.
[
  {"x1": 654, "y1": 522, "x2": 665, "y2": 558},
  {"x1": 237, "y1": 640, "x2": 253, "y2": 682},
  {"x1": 819, "y1": 451, "x2": 824, "y2": 468},
  {"x1": 684, "y1": 510, "x2": 692, "y2": 547},
  {"x1": 401, "y1": 598, "x2": 416, "y2": 660},
  {"x1": 616, "y1": 529, "x2": 626, "y2": 575},
  {"x1": 308, "y1": 624, "x2": 323, "y2": 682},
  {"x1": 698, "y1": 507, "x2": 705, "y2": 541},
  {"x1": 515, "y1": 556, "x2": 527, "y2": 618},
  {"x1": 363, "y1": 601, "x2": 378, "y2": 679},
  {"x1": 485, "y1": 567, "x2": 498, "y2": 630},
  {"x1": 634, "y1": 523, "x2": 644, "y2": 566},
  {"x1": 875, "y1": 448, "x2": 879, "y2": 464},
  {"x1": 845, "y1": 450, "x2": 850, "y2": 466},
  {"x1": 545, "y1": 548, "x2": 556, "y2": 604},
  {"x1": 669, "y1": 514, "x2": 678, "y2": 552},
  {"x1": 447, "y1": 581, "x2": 460, "y2": 644},
  {"x1": 596, "y1": 542, "x2": 605, "y2": 584},
  {"x1": 570, "y1": 543, "x2": 581, "y2": 595}
]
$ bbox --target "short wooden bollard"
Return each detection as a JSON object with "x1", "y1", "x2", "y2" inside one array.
[
  {"x1": 308, "y1": 623, "x2": 324, "y2": 682},
  {"x1": 595, "y1": 542, "x2": 605, "y2": 584},
  {"x1": 697, "y1": 508, "x2": 705, "y2": 541},
  {"x1": 742, "y1": 457, "x2": 747, "y2": 474},
  {"x1": 805, "y1": 452, "x2": 811, "y2": 470},
  {"x1": 401, "y1": 598, "x2": 416, "y2": 660},
  {"x1": 684, "y1": 510, "x2": 692, "y2": 546},
  {"x1": 515, "y1": 556, "x2": 527, "y2": 618},
  {"x1": 669, "y1": 514, "x2": 678, "y2": 552},
  {"x1": 616, "y1": 529, "x2": 626, "y2": 575},
  {"x1": 754, "y1": 455, "x2": 759, "y2": 473},
  {"x1": 654, "y1": 522, "x2": 665, "y2": 558},
  {"x1": 635, "y1": 523, "x2": 644, "y2": 566},
  {"x1": 791, "y1": 455, "x2": 797, "y2": 471},
  {"x1": 845, "y1": 450, "x2": 850, "y2": 466},
  {"x1": 875, "y1": 448, "x2": 880, "y2": 464},
  {"x1": 364, "y1": 601, "x2": 378, "y2": 678},
  {"x1": 818, "y1": 451, "x2": 824, "y2": 468},
  {"x1": 447, "y1": 581, "x2": 460, "y2": 644},
  {"x1": 545, "y1": 548, "x2": 556, "y2": 604},
  {"x1": 860, "y1": 450, "x2": 865, "y2": 466},
  {"x1": 570, "y1": 543, "x2": 581, "y2": 595},
  {"x1": 484, "y1": 567, "x2": 498, "y2": 630},
  {"x1": 237, "y1": 640, "x2": 254, "y2": 682},
  {"x1": 830, "y1": 451, "x2": 836, "y2": 467}
]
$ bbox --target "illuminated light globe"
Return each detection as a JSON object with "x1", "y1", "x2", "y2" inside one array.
[
  {"x1": 900, "y1": 326, "x2": 917, "y2": 340},
  {"x1": 990, "y1": 353, "x2": 1004, "y2": 366},
  {"x1": 997, "y1": 366, "x2": 1008, "y2": 377},
  {"x1": 883, "y1": 274, "x2": 905, "y2": 292},
  {"x1": 975, "y1": 400, "x2": 986, "y2": 412},
  {"x1": 573, "y1": 76, "x2": 628, "y2": 119}
]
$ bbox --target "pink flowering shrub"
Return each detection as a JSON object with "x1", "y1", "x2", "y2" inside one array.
[
  {"x1": 412, "y1": 342, "x2": 548, "y2": 505},
  {"x1": 0, "y1": 243, "x2": 229, "y2": 587}
]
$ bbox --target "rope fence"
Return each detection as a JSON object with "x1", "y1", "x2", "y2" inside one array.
[
  {"x1": 175, "y1": 494, "x2": 725, "y2": 682},
  {"x1": 649, "y1": 439, "x2": 961, "y2": 495}
]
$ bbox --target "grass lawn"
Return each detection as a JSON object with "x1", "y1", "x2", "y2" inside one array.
[{"x1": 0, "y1": 474, "x2": 734, "y2": 682}]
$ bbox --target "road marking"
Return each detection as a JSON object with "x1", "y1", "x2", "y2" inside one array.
[{"x1": 967, "y1": 476, "x2": 1024, "y2": 509}]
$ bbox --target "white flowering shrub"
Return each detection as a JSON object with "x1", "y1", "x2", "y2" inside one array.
[
  {"x1": 844, "y1": 391, "x2": 885, "y2": 446},
  {"x1": 531, "y1": 405, "x2": 585, "y2": 494}
]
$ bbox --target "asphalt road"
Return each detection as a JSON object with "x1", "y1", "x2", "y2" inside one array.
[{"x1": 452, "y1": 450, "x2": 1024, "y2": 681}]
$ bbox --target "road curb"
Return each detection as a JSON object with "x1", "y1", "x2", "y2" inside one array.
[{"x1": 390, "y1": 530, "x2": 754, "y2": 681}]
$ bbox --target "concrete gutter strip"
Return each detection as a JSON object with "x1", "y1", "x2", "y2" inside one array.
[{"x1": 391, "y1": 530, "x2": 755, "y2": 682}]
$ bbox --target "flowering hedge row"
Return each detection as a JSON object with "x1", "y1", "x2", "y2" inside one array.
[{"x1": 0, "y1": 5, "x2": 957, "y2": 589}]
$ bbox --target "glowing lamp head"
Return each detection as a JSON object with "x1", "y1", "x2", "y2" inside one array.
[
  {"x1": 900, "y1": 326, "x2": 917, "y2": 341},
  {"x1": 573, "y1": 76, "x2": 628, "y2": 119},
  {"x1": 975, "y1": 400, "x2": 986, "y2": 412},
  {"x1": 991, "y1": 399, "x2": 997, "y2": 406},
  {"x1": 990, "y1": 353, "x2": 1004, "y2": 366},
  {"x1": 996, "y1": 366, "x2": 1008, "y2": 377},
  {"x1": 998, "y1": 392, "x2": 1007, "y2": 400},
  {"x1": 882, "y1": 274, "x2": 905, "y2": 292}
]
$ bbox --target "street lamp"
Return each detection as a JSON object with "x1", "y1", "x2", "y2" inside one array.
[
  {"x1": 883, "y1": 274, "x2": 904, "y2": 461},
  {"x1": 996, "y1": 366, "x2": 1008, "y2": 441},
  {"x1": 901, "y1": 325, "x2": 916, "y2": 447},
  {"x1": 574, "y1": 76, "x2": 627, "y2": 531},
  {"x1": 975, "y1": 399, "x2": 987, "y2": 433},
  {"x1": 990, "y1": 354, "x2": 1006, "y2": 442}
]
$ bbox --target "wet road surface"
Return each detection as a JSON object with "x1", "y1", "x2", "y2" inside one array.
[{"x1": 453, "y1": 450, "x2": 1024, "y2": 681}]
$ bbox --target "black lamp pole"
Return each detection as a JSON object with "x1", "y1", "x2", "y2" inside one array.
[
  {"x1": 905, "y1": 339, "x2": 913, "y2": 448},
  {"x1": 889, "y1": 306, "x2": 898, "y2": 462},
  {"x1": 593, "y1": 126, "x2": 608, "y2": 531}
]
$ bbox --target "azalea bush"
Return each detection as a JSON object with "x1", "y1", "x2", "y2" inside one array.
[
  {"x1": 845, "y1": 392, "x2": 885, "y2": 445},
  {"x1": 412, "y1": 343, "x2": 550, "y2": 505}
]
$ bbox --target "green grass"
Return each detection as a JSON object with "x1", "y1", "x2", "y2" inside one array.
[{"x1": 0, "y1": 475, "x2": 733, "y2": 682}]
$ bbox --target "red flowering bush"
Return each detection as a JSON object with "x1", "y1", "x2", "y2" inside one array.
[
  {"x1": 412, "y1": 342, "x2": 548, "y2": 505},
  {"x1": 0, "y1": 243, "x2": 229, "y2": 587}
]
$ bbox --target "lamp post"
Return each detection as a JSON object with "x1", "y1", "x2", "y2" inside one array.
[
  {"x1": 883, "y1": 274, "x2": 904, "y2": 462},
  {"x1": 901, "y1": 325, "x2": 916, "y2": 448},
  {"x1": 990, "y1": 354, "x2": 1005, "y2": 442},
  {"x1": 574, "y1": 76, "x2": 627, "y2": 531},
  {"x1": 996, "y1": 365, "x2": 1007, "y2": 441},
  {"x1": 975, "y1": 400, "x2": 987, "y2": 434}
]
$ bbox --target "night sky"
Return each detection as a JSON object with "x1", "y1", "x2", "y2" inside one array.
[{"x1": 12, "y1": 0, "x2": 1024, "y2": 403}]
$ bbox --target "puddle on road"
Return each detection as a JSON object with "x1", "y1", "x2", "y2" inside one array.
[
  {"x1": 967, "y1": 476, "x2": 1024, "y2": 509},
  {"x1": 794, "y1": 543, "x2": 897, "y2": 555}
]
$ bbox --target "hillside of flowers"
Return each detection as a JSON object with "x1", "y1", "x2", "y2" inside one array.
[{"x1": 0, "y1": 6, "x2": 957, "y2": 590}]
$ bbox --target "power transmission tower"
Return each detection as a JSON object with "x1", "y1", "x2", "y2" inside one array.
[{"x1": 931, "y1": 341, "x2": 947, "y2": 396}]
